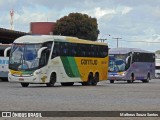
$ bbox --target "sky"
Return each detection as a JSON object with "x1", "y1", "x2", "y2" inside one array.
[{"x1": 0, "y1": 0, "x2": 160, "y2": 52}]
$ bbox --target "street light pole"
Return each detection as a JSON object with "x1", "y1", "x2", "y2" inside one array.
[
  {"x1": 98, "y1": 34, "x2": 111, "y2": 43},
  {"x1": 112, "y1": 37, "x2": 122, "y2": 48},
  {"x1": 98, "y1": 38, "x2": 108, "y2": 43}
]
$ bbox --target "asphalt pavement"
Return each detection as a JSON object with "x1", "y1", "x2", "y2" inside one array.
[{"x1": 0, "y1": 79, "x2": 160, "y2": 119}]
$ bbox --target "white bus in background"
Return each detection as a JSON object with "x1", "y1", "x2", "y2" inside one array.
[
  {"x1": 155, "y1": 57, "x2": 160, "y2": 79},
  {"x1": 0, "y1": 44, "x2": 11, "y2": 81}
]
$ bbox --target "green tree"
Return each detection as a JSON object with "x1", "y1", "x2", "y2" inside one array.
[
  {"x1": 155, "y1": 50, "x2": 160, "y2": 54},
  {"x1": 54, "y1": 13, "x2": 99, "y2": 41}
]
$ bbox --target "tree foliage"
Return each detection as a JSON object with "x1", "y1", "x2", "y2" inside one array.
[
  {"x1": 155, "y1": 50, "x2": 160, "y2": 54},
  {"x1": 54, "y1": 13, "x2": 99, "y2": 41}
]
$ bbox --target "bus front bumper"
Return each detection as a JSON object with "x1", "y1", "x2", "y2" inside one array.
[
  {"x1": 8, "y1": 73, "x2": 43, "y2": 83},
  {"x1": 108, "y1": 72, "x2": 127, "y2": 81},
  {"x1": 108, "y1": 76, "x2": 126, "y2": 81}
]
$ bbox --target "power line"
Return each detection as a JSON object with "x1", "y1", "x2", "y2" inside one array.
[
  {"x1": 115, "y1": 40, "x2": 160, "y2": 43},
  {"x1": 125, "y1": 40, "x2": 160, "y2": 43},
  {"x1": 109, "y1": 39, "x2": 160, "y2": 43}
]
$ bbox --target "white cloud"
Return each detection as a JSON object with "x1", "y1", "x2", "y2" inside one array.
[
  {"x1": 114, "y1": 6, "x2": 133, "y2": 15},
  {"x1": 12, "y1": 7, "x2": 59, "y2": 32},
  {"x1": 0, "y1": 0, "x2": 160, "y2": 51},
  {"x1": 94, "y1": 7, "x2": 116, "y2": 19},
  {"x1": 153, "y1": 7, "x2": 160, "y2": 18},
  {"x1": 83, "y1": 6, "x2": 132, "y2": 20},
  {"x1": 152, "y1": 34, "x2": 160, "y2": 42},
  {"x1": 81, "y1": 7, "x2": 116, "y2": 20},
  {"x1": 121, "y1": 7, "x2": 133, "y2": 15}
]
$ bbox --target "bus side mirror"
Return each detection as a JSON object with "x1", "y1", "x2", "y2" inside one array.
[
  {"x1": 37, "y1": 47, "x2": 47, "y2": 59},
  {"x1": 4, "y1": 47, "x2": 11, "y2": 57},
  {"x1": 126, "y1": 56, "x2": 130, "y2": 64}
]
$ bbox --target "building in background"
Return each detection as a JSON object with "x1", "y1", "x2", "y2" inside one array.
[
  {"x1": 30, "y1": 22, "x2": 56, "y2": 35},
  {"x1": 155, "y1": 50, "x2": 160, "y2": 78},
  {"x1": 0, "y1": 28, "x2": 29, "y2": 44}
]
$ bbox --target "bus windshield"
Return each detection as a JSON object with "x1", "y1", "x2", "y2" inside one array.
[
  {"x1": 9, "y1": 43, "x2": 42, "y2": 70},
  {"x1": 109, "y1": 54, "x2": 127, "y2": 72}
]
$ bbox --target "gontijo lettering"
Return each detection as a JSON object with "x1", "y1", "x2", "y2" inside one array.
[{"x1": 81, "y1": 59, "x2": 97, "y2": 65}]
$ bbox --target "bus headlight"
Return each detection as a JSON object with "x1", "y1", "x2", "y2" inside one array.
[
  {"x1": 119, "y1": 72, "x2": 125, "y2": 76},
  {"x1": 33, "y1": 70, "x2": 41, "y2": 76}
]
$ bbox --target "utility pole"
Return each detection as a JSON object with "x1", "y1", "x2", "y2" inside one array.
[
  {"x1": 112, "y1": 37, "x2": 122, "y2": 48},
  {"x1": 98, "y1": 34, "x2": 111, "y2": 43},
  {"x1": 98, "y1": 38, "x2": 108, "y2": 43}
]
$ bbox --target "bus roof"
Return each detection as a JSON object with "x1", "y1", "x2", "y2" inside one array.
[
  {"x1": 109, "y1": 48, "x2": 153, "y2": 54},
  {"x1": 13, "y1": 35, "x2": 107, "y2": 46}
]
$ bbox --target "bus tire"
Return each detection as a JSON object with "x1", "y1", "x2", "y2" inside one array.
[
  {"x1": 92, "y1": 73, "x2": 99, "y2": 86},
  {"x1": 131, "y1": 73, "x2": 134, "y2": 83},
  {"x1": 61, "y1": 82, "x2": 74, "y2": 86},
  {"x1": 87, "y1": 73, "x2": 93, "y2": 86},
  {"x1": 127, "y1": 74, "x2": 134, "y2": 83},
  {"x1": 127, "y1": 80, "x2": 132, "y2": 83},
  {"x1": 1, "y1": 77, "x2": 8, "y2": 81},
  {"x1": 143, "y1": 74, "x2": 150, "y2": 83},
  {"x1": 21, "y1": 83, "x2": 29, "y2": 87},
  {"x1": 81, "y1": 73, "x2": 93, "y2": 86},
  {"x1": 110, "y1": 80, "x2": 114, "y2": 83},
  {"x1": 46, "y1": 73, "x2": 56, "y2": 87},
  {"x1": 81, "y1": 82, "x2": 87, "y2": 86}
]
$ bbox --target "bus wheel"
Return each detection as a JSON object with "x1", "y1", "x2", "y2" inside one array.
[
  {"x1": 21, "y1": 83, "x2": 29, "y2": 87},
  {"x1": 46, "y1": 73, "x2": 56, "y2": 87},
  {"x1": 87, "y1": 73, "x2": 93, "y2": 86},
  {"x1": 1, "y1": 77, "x2": 8, "y2": 82},
  {"x1": 143, "y1": 74, "x2": 150, "y2": 83},
  {"x1": 131, "y1": 74, "x2": 134, "y2": 83},
  {"x1": 92, "y1": 73, "x2": 99, "y2": 86},
  {"x1": 127, "y1": 74, "x2": 134, "y2": 83},
  {"x1": 61, "y1": 82, "x2": 74, "y2": 86},
  {"x1": 81, "y1": 73, "x2": 93, "y2": 86},
  {"x1": 127, "y1": 80, "x2": 132, "y2": 83},
  {"x1": 110, "y1": 80, "x2": 114, "y2": 83},
  {"x1": 81, "y1": 82, "x2": 87, "y2": 86}
]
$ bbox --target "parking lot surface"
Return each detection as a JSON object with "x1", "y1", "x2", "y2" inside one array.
[{"x1": 0, "y1": 79, "x2": 160, "y2": 119}]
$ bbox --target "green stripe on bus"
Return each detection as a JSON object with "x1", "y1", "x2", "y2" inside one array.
[
  {"x1": 68, "y1": 57, "x2": 80, "y2": 77},
  {"x1": 22, "y1": 71, "x2": 34, "y2": 74},
  {"x1": 60, "y1": 56, "x2": 80, "y2": 77}
]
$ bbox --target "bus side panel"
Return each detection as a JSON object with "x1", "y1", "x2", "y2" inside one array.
[
  {"x1": 75, "y1": 57, "x2": 108, "y2": 82},
  {"x1": 0, "y1": 57, "x2": 9, "y2": 78},
  {"x1": 48, "y1": 57, "x2": 82, "y2": 83},
  {"x1": 57, "y1": 56, "x2": 108, "y2": 82},
  {"x1": 126, "y1": 62, "x2": 155, "y2": 80},
  {"x1": 60, "y1": 56, "x2": 81, "y2": 78}
]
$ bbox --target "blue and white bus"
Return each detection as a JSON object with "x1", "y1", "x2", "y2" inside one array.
[
  {"x1": 108, "y1": 48, "x2": 155, "y2": 83},
  {"x1": 0, "y1": 44, "x2": 11, "y2": 81}
]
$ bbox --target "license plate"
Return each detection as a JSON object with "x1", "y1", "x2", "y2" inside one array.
[{"x1": 19, "y1": 78, "x2": 24, "y2": 81}]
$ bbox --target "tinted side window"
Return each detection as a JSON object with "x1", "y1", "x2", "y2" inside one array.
[
  {"x1": 0, "y1": 49, "x2": 4, "y2": 56},
  {"x1": 132, "y1": 52, "x2": 155, "y2": 63},
  {"x1": 51, "y1": 41, "x2": 108, "y2": 58},
  {"x1": 39, "y1": 41, "x2": 53, "y2": 67}
]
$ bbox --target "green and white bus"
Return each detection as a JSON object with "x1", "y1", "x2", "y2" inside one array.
[{"x1": 8, "y1": 35, "x2": 109, "y2": 87}]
